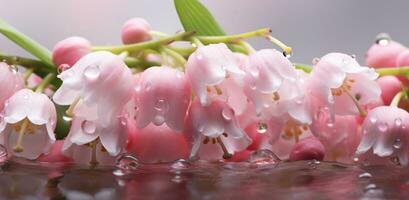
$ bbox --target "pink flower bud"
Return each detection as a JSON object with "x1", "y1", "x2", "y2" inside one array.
[
  {"x1": 52, "y1": 36, "x2": 91, "y2": 67},
  {"x1": 396, "y1": 50, "x2": 409, "y2": 66},
  {"x1": 121, "y1": 18, "x2": 152, "y2": 44},
  {"x1": 289, "y1": 136, "x2": 325, "y2": 161},
  {"x1": 365, "y1": 40, "x2": 406, "y2": 68},
  {"x1": 377, "y1": 76, "x2": 402, "y2": 105}
]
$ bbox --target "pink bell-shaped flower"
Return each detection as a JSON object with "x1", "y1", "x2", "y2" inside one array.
[
  {"x1": 184, "y1": 99, "x2": 251, "y2": 160},
  {"x1": 126, "y1": 123, "x2": 189, "y2": 163},
  {"x1": 310, "y1": 109, "x2": 361, "y2": 163},
  {"x1": 309, "y1": 53, "x2": 381, "y2": 117},
  {"x1": 134, "y1": 66, "x2": 191, "y2": 132},
  {"x1": 121, "y1": 18, "x2": 152, "y2": 44},
  {"x1": 53, "y1": 51, "x2": 134, "y2": 126},
  {"x1": 186, "y1": 43, "x2": 247, "y2": 114},
  {"x1": 61, "y1": 103, "x2": 128, "y2": 165},
  {"x1": 0, "y1": 89, "x2": 57, "y2": 160},
  {"x1": 0, "y1": 62, "x2": 24, "y2": 111},
  {"x1": 52, "y1": 36, "x2": 91, "y2": 67},
  {"x1": 355, "y1": 106, "x2": 409, "y2": 166}
]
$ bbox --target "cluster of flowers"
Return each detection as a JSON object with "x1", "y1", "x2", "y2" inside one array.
[{"x1": 0, "y1": 18, "x2": 408, "y2": 167}]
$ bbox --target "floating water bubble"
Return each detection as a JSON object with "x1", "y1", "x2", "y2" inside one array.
[
  {"x1": 359, "y1": 172, "x2": 372, "y2": 179},
  {"x1": 221, "y1": 107, "x2": 234, "y2": 121},
  {"x1": 375, "y1": 33, "x2": 391, "y2": 46},
  {"x1": 377, "y1": 122, "x2": 388, "y2": 132},
  {"x1": 393, "y1": 139, "x2": 402, "y2": 149},
  {"x1": 84, "y1": 65, "x2": 101, "y2": 81},
  {"x1": 257, "y1": 123, "x2": 268, "y2": 134},
  {"x1": 170, "y1": 159, "x2": 191, "y2": 170},
  {"x1": 81, "y1": 120, "x2": 96, "y2": 135},
  {"x1": 116, "y1": 154, "x2": 140, "y2": 171},
  {"x1": 248, "y1": 149, "x2": 280, "y2": 166}
]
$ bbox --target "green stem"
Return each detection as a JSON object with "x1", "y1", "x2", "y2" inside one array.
[
  {"x1": 35, "y1": 73, "x2": 56, "y2": 93},
  {"x1": 293, "y1": 63, "x2": 313, "y2": 73},
  {"x1": 198, "y1": 28, "x2": 271, "y2": 44},
  {"x1": 91, "y1": 31, "x2": 195, "y2": 54},
  {"x1": 0, "y1": 54, "x2": 55, "y2": 72},
  {"x1": 159, "y1": 46, "x2": 186, "y2": 66},
  {"x1": 390, "y1": 91, "x2": 404, "y2": 107},
  {"x1": 376, "y1": 66, "x2": 409, "y2": 77},
  {"x1": 124, "y1": 57, "x2": 160, "y2": 69},
  {"x1": 190, "y1": 36, "x2": 204, "y2": 47},
  {"x1": 238, "y1": 40, "x2": 255, "y2": 54},
  {"x1": 23, "y1": 68, "x2": 34, "y2": 82}
]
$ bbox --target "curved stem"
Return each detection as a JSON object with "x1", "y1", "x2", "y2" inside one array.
[
  {"x1": 198, "y1": 28, "x2": 271, "y2": 44},
  {"x1": 124, "y1": 57, "x2": 160, "y2": 69},
  {"x1": 238, "y1": 40, "x2": 256, "y2": 54},
  {"x1": 0, "y1": 54, "x2": 55, "y2": 72},
  {"x1": 376, "y1": 66, "x2": 409, "y2": 77},
  {"x1": 293, "y1": 63, "x2": 313, "y2": 73},
  {"x1": 390, "y1": 91, "x2": 404, "y2": 107},
  {"x1": 35, "y1": 73, "x2": 56, "y2": 93},
  {"x1": 91, "y1": 31, "x2": 195, "y2": 54},
  {"x1": 190, "y1": 37, "x2": 204, "y2": 47},
  {"x1": 23, "y1": 68, "x2": 34, "y2": 82},
  {"x1": 159, "y1": 46, "x2": 186, "y2": 66}
]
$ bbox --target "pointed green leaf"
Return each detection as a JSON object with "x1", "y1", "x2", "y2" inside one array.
[
  {"x1": 0, "y1": 18, "x2": 54, "y2": 67},
  {"x1": 174, "y1": 0, "x2": 225, "y2": 36}
]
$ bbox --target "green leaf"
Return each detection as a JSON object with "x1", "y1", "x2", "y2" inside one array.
[
  {"x1": 174, "y1": 0, "x2": 225, "y2": 36},
  {"x1": 0, "y1": 18, "x2": 54, "y2": 67}
]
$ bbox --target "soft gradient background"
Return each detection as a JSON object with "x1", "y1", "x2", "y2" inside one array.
[{"x1": 1, "y1": 0, "x2": 408, "y2": 63}]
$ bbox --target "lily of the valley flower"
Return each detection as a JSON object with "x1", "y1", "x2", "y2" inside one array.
[
  {"x1": 355, "y1": 106, "x2": 409, "y2": 166},
  {"x1": 0, "y1": 62, "x2": 24, "y2": 111},
  {"x1": 61, "y1": 103, "x2": 128, "y2": 166},
  {"x1": 309, "y1": 53, "x2": 381, "y2": 117},
  {"x1": 0, "y1": 89, "x2": 56, "y2": 160},
  {"x1": 53, "y1": 51, "x2": 134, "y2": 126},
  {"x1": 186, "y1": 43, "x2": 247, "y2": 114},
  {"x1": 184, "y1": 99, "x2": 251, "y2": 160},
  {"x1": 121, "y1": 18, "x2": 152, "y2": 44},
  {"x1": 134, "y1": 66, "x2": 191, "y2": 132}
]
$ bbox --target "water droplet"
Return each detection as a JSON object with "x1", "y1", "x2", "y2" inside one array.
[
  {"x1": 395, "y1": 118, "x2": 402, "y2": 127},
  {"x1": 393, "y1": 139, "x2": 402, "y2": 149},
  {"x1": 62, "y1": 115, "x2": 72, "y2": 122},
  {"x1": 58, "y1": 64, "x2": 70, "y2": 74},
  {"x1": 10, "y1": 65, "x2": 18, "y2": 74},
  {"x1": 377, "y1": 122, "x2": 388, "y2": 132},
  {"x1": 198, "y1": 124, "x2": 205, "y2": 132},
  {"x1": 249, "y1": 81, "x2": 256, "y2": 90},
  {"x1": 221, "y1": 107, "x2": 234, "y2": 121},
  {"x1": 257, "y1": 123, "x2": 268, "y2": 134},
  {"x1": 112, "y1": 169, "x2": 125, "y2": 176},
  {"x1": 327, "y1": 122, "x2": 334, "y2": 128},
  {"x1": 154, "y1": 99, "x2": 168, "y2": 112},
  {"x1": 134, "y1": 85, "x2": 141, "y2": 92},
  {"x1": 359, "y1": 172, "x2": 372, "y2": 179},
  {"x1": 170, "y1": 159, "x2": 191, "y2": 170},
  {"x1": 365, "y1": 183, "x2": 377, "y2": 191},
  {"x1": 0, "y1": 145, "x2": 8, "y2": 163},
  {"x1": 350, "y1": 54, "x2": 356, "y2": 59},
  {"x1": 120, "y1": 117, "x2": 127, "y2": 126},
  {"x1": 84, "y1": 65, "x2": 101, "y2": 81},
  {"x1": 116, "y1": 154, "x2": 140, "y2": 171},
  {"x1": 248, "y1": 149, "x2": 280, "y2": 166},
  {"x1": 283, "y1": 51, "x2": 291, "y2": 58},
  {"x1": 390, "y1": 156, "x2": 401, "y2": 166},
  {"x1": 312, "y1": 57, "x2": 320, "y2": 65},
  {"x1": 353, "y1": 155, "x2": 360, "y2": 162},
  {"x1": 81, "y1": 120, "x2": 96, "y2": 135},
  {"x1": 153, "y1": 115, "x2": 165, "y2": 125},
  {"x1": 375, "y1": 33, "x2": 391, "y2": 46}
]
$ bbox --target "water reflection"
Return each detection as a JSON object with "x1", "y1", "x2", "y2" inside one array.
[{"x1": 2, "y1": 159, "x2": 409, "y2": 199}]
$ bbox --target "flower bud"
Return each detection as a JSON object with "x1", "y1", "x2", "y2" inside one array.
[
  {"x1": 52, "y1": 36, "x2": 91, "y2": 67},
  {"x1": 121, "y1": 18, "x2": 152, "y2": 44}
]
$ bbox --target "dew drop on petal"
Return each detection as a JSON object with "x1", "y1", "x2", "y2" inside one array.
[
  {"x1": 249, "y1": 81, "x2": 256, "y2": 90},
  {"x1": 134, "y1": 85, "x2": 141, "y2": 92},
  {"x1": 369, "y1": 117, "x2": 377, "y2": 124},
  {"x1": 221, "y1": 107, "x2": 234, "y2": 121},
  {"x1": 154, "y1": 99, "x2": 169, "y2": 113},
  {"x1": 257, "y1": 123, "x2": 268, "y2": 134},
  {"x1": 170, "y1": 159, "x2": 191, "y2": 170},
  {"x1": 81, "y1": 120, "x2": 96, "y2": 135},
  {"x1": 62, "y1": 115, "x2": 72, "y2": 122},
  {"x1": 145, "y1": 82, "x2": 152, "y2": 91},
  {"x1": 377, "y1": 122, "x2": 388, "y2": 132},
  {"x1": 196, "y1": 53, "x2": 203, "y2": 60},
  {"x1": 248, "y1": 149, "x2": 280, "y2": 166},
  {"x1": 112, "y1": 169, "x2": 125, "y2": 176},
  {"x1": 327, "y1": 122, "x2": 334, "y2": 128},
  {"x1": 350, "y1": 54, "x2": 356, "y2": 59},
  {"x1": 359, "y1": 172, "x2": 372, "y2": 179},
  {"x1": 84, "y1": 64, "x2": 101, "y2": 81},
  {"x1": 312, "y1": 57, "x2": 320, "y2": 65},
  {"x1": 116, "y1": 154, "x2": 140, "y2": 171},
  {"x1": 365, "y1": 183, "x2": 377, "y2": 191},
  {"x1": 375, "y1": 33, "x2": 391, "y2": 46},
  {"x1": 395, "y1": 118, "x2": 402, "y2": 127},
  {"x1": 353, "y1": 155, "x2": 360, "y2": 163},
  {"x1": 393, "y1": 139, "x2": 402, "y2": 149}
]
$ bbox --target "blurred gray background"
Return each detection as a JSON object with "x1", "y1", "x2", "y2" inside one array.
[{"x1": 1, "y1": 0, "x2": 409, "y2": 64}]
